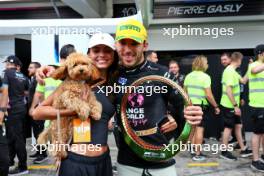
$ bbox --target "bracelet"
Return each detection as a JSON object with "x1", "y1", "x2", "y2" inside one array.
[
  {"x1": 233, "y1": 104, "x2": 238, "y2": 107},
  {"x1": 0, "y1": 107, "x2": 7, "y2": 113}
]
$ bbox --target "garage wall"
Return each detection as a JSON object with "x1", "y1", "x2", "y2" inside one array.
[
  {"x1": 148, "y1": 21, "x2": 264, "y2": 51},
  {"x1": 0, "y1": 36, "x2": 15, "y2": 75}
]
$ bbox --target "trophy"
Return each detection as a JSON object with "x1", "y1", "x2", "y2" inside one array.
[{"x1": 120, "y1": 75, "x2": 195, "y2": 161}]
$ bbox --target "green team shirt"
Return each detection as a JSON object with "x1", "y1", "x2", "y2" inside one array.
[
  {"x1": 36, "y1": 77, "x2": 62, "y2": 99},
  {"x1": 220, "y1": 65, "x2": 241, "y2": 108},
  {"x1": 247, "y1": 61, "x2": 264, "y2": 108},
  {"x1": 36, "y1": 77, "x2": 62, "y2": 128},
  {"x1": 184, "y1": 71, "x2": 211, "y2": 105}
]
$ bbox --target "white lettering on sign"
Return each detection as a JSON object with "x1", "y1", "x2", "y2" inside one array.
[
  {"x1": 167, "y1": 6, "x2": 206, "y2": 15},
  {"x1": 127, "y1": 114, "x2": 145, "y2": 119},
  {"x1": 126, "y1": 108, "x2": 144, "y2": 114},
  {"x1": 167, "y1": 3, "x2": 244, "y2": 16},
  {"x1": 74, "y1": 123, "x2": 90, "y2": 133},
  {"x1": 126, "y1": 108, "x2": 145, "y2": 120},
  {"x1": 207, "y1": 4, "x2": 243, "y2": 14}
]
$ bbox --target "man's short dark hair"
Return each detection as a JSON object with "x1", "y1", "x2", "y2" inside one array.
[
  {"x1": 255, "y1": 44, "x2": 264, "y2": 56},
  {"x1": 60, "y1": 44, "x2": 76, "y2": 59},
  {"x1": 30, "y1": 62, "x2": 41, "y2": 68},
  {"x1": 145, "y1": 50, "x2": 157, "y2": 58},
  {"x1": 169, "y1": 60, "x2": 178, "y2": 66},
  {"x1": 221, "y1": 52, "x2": 231, "y2": 58}
]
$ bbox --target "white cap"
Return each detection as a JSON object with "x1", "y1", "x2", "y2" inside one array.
[{"x1": 88, "y1": 33, "x2": 115, "y2": 50}]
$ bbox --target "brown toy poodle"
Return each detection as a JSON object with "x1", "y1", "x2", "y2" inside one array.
[{"x1": 38, "y1": 53, "x2": 102, "y2": 160}]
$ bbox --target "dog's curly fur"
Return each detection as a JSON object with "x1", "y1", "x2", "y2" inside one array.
[{"x1": 37, "y1": 53, "x2": 102, "y2": 159}]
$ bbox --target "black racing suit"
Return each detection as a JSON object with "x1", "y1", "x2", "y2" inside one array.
[
  {"x1": 2, "y1": 68, "x2": 29, "y2": 170},
  {"x1": 114, "y1": 60, "x2": 184, "y2": 169}
]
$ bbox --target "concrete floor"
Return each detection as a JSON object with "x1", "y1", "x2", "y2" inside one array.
[{"x1": 15, "y1": 132, "x2": 264, "y2": 176}]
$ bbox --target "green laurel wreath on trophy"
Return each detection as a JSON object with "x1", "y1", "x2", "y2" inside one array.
[{"x1": 120, "y1": 75, "x2": 195, "y2": 162}]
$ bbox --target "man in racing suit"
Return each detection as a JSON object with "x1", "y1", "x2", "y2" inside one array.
[{"x1": 114, "y1": 19, "x2": 202, "y2": 176}]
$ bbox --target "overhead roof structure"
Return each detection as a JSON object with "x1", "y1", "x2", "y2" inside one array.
[{"x1": 0, "y1": 0, "x2": 142, "y2": 35}]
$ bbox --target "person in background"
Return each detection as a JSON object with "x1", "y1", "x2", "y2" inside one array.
[
  {"x1": 220, "y1": 52, "x2": 252, "y2": 161},
  {"x1": 210, "y1": 52, "x2": 232, "y2": 141},
  {"x1": 221, "y1": 52, "x2": 247, "y2": 149},
  {"x1": 36, "y1": 44, "x2": 76, "y2": 85},
  {"x1": 60, "y1": 44, "x2": 76, "y2": 61},
  {"x1": 184, "y1": 55, "x2": 220, "y2": 161},
  {"x1": 0, "y1": 77, "x2": 9, "y2": 176},
  {"x1": 27, "y1": 62, "x2": 45, "y2": 162},
  {"x1": 146, "y1": 50, "x2": 158, "y2": 63},
  {"x1": 28, "y1": 62, "x2": 41, "y2": 110},
  {"x1": 16, "y1": 60, "x2": 23, "y2": 72},
  {"x1": 0, "y1": 55, "x2": 29, "y2": 175},
  {"x1": 30, "y1": 44, "x2": 76, "y2": 164},
  {"x1": 168, "y1": 60, "x2": 185, "y2": 138},
  {"x1": 30, "y1": 64, "x2": 61, "y2": 164},
  {"x1": 247, "y1": 44, "x2": 264, "y2": 172},
  {"x1": 221, "y1": 53, "x2": 232, "y2": 67},
  {"x1": 169, "y1": 60, "x2": 185, "y2": 87}
]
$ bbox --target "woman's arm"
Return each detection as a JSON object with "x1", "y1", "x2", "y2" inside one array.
[{"x1": 32, "y1": 92, "x2": 76, "y2": 120}]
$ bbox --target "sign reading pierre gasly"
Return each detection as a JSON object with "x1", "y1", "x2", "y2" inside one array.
[{"x1": 153, "y1": 0, "x2": 264, "y2": 19}]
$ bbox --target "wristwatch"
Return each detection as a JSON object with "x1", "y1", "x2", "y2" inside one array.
[{"x1": 233, "y1": 104, "x2": 238, "y2": 107}]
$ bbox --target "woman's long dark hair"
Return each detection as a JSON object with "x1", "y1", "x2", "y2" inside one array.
[{"x1": 107, "y1": 51, "x2": 119, "y2": 86}]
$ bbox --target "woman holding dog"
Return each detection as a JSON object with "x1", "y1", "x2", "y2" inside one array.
[{"x1": 33, "y1": 33, "x2": 118, "y2": 176}]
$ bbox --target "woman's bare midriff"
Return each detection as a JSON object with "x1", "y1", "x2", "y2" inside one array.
[{"x1": 70, "y1": 144, "x2": 108, "y2": 157}]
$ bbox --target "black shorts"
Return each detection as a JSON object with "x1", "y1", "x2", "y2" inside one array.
[
  {"x1": 221, "y1": 106, "x2": 241, "y2": 129},
  {"x1": 198, "y1": 106, "x2": 210, "y2": 128},
  {"x1": 250, "y1": 107, "x2": 264, "y2": 134},
  {"x1": 59, "y1": 150, "x2": 113, "y2": 176}
]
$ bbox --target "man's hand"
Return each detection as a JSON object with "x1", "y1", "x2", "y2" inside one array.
[
  {"x1": 160, "y1": 114, "x2": 177, "y2": 133},
  {"x1": 184, "y1": 106, "x2": 203, "y2": 125},
  {"x1": 29, "y1": 107, "x2": 34, "y2": 117},
  {"x1": 108, "y1": 117, "x2": 115, "y2": 130},
  {"x1": 0, "y1": 111, "x2": 5, "y2": 125},
  {"x1": 240, "y1": 99, "x2": 245, "y2": 107},
  {"x1": 234, "y1": 107, "x2": 241, "y2": 116},
  {"x1": 36, "y1": 66, "x2": 55, "y2": 85},
  {"x1": 215, "y1": 107, "x2": 220, "y2": 115}
]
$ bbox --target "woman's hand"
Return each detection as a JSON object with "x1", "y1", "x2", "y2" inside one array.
[{"x1": 36, "y1": 66, "x2": 56, "y2": 85}]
